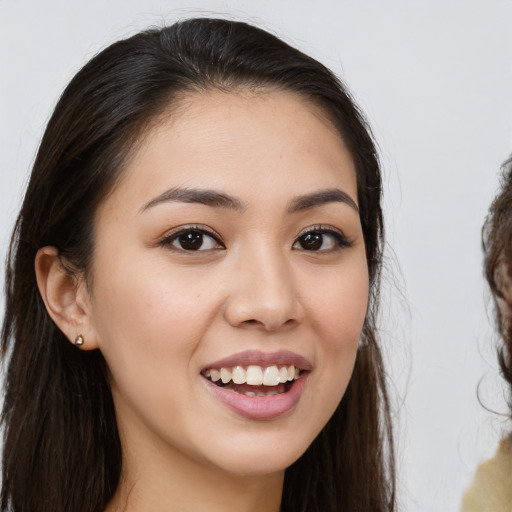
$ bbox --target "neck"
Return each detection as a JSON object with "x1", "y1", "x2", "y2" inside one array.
[
  {"x1": 107, "y1": 459, "x2": 284, "y2": 512},
  {"x1": 105, "y1": 422, "x2": 284, "y2": 512}
]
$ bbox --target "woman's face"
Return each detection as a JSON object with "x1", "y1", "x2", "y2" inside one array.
[{"x1": 83, "y1": 90, "x2": 369, "y2": 477}]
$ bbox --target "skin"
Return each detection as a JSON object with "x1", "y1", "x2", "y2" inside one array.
[{"x1": 37, "y1": 90, "x2": 369, "y2": 512}]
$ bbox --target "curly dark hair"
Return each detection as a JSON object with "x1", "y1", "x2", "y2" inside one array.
[{"x1": 483, "y1": 156, "x2": 512, "y2": 410}]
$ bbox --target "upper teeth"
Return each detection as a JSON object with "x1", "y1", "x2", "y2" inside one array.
[{"x1": 204, "y1": 365, "x2": 300, "y2": 386}]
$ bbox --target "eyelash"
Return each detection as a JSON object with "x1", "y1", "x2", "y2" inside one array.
[{"x1": 159, "y1": 224, "x2": 352, "y2": 253}]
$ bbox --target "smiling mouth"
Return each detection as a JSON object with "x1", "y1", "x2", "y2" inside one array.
[{"x1": 201, "y1": 365, "x2": 304, "y2": 397}]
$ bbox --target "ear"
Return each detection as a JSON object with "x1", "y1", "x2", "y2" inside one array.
[{"x1": 35, "y1": 247, "x2": 99, "y2": 350}]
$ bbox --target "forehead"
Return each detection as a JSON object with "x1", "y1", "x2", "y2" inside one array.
[{"x1": 101, "y1": 89, "x2": 358, "y2": 214}]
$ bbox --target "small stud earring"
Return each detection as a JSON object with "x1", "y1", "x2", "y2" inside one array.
[{"x1": 74, "y1": 334, "x2": 84, "y2": 346}]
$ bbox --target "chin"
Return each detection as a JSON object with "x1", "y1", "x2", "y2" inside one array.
[{"x1": 201, "y1": 429, "x2": 314, "y2": 477}]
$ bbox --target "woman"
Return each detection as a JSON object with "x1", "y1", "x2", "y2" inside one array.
[
  {"x1": 462, "y1": 158, "x2": 512, "y2": 511},
  {"x1": 1, "y1": 18, "x2": 395, "y2": 512}
]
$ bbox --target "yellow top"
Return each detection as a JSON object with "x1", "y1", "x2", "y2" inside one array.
[{"x1": 461, "y1": 438, "x2": 512, "y2": 512}]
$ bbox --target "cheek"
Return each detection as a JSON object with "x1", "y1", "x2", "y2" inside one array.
[
  {"x1": 308, "y1": 259, "x2": 369, "y2": 349},
  {"x1": 88, "y1": 255, "x2": 222, "y2": 376},
  {"x1": 87, "y1": 260, "x2": 225, "y2": 432},
  {"x1": 303, "y1": 255, "x2": 369, "y2": 394}
]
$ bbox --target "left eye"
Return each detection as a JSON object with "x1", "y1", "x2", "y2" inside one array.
[
  {"x1": 293, "y1": 229, "x2": 350, "y2": 251},
  {"x1": 163, "y1": 229, "x2": 223, "y2": 251}
]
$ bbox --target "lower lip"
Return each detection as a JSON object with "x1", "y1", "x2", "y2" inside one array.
[{"x1": 203, "y1": 374, "x2": 308, "y2": 421}]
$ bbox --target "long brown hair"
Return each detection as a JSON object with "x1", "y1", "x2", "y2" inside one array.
[
  {"x1": 1, "y1": 18, "x2": 395, "y2": 512},
  {"x1": 483, "y1": 156, "x2": 512, "y2": 412}
]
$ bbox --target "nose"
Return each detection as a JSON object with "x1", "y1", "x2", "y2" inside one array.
[{"x1": 223, "y1": 247, "x2": 303, "y2": 331}]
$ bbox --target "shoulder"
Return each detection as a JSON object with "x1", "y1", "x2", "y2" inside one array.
[{"x1": 461, "y1": 437, "x2": 512, "y2": 512}]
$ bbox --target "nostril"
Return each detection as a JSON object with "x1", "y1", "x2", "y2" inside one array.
[
  {"x1": 224, "y1": 292, "x2": 302, "y2": 331},
  {"x1": 239, "y1": 317, "x2": 297, "y2": 332}
]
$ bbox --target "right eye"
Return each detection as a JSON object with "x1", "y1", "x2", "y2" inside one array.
[{"x1": 161, "y1": 227, "x2": 224, "y2": 252}]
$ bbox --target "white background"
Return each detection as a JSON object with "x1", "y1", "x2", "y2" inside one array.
[{"x1": 1, "y1": 1, "x2": 512, "y2": 510}]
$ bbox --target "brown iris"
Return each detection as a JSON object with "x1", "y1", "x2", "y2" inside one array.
[
  {"x1": 298, "y1": 233, "x2": 323, "y2": 251},
  {"x1": 178, "y1": 231, "x2": 204, "y2": 250}
]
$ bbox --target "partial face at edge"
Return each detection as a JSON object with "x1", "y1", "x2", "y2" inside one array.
[{"x1": 82, "y1": 90, "x2": 369, "y2": 477}]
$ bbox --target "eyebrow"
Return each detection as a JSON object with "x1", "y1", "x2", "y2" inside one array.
[
  {"x1": 287, "y1": 189, "x2": 359, "y2": 213},
  {"x1": 140, "y1": 186, "x2": 358, "y2": 214},
  {"x1": 140, "y1": 187, "x2": 244, "y2": 213}
]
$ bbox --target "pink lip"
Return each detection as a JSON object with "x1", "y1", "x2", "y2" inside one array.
[
  {"x1": 202, "y1": 350, "x2": 312, "y2": 371},
  {"x1": 202, "y1": 373, "x2": 309, "y2": 421}
]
